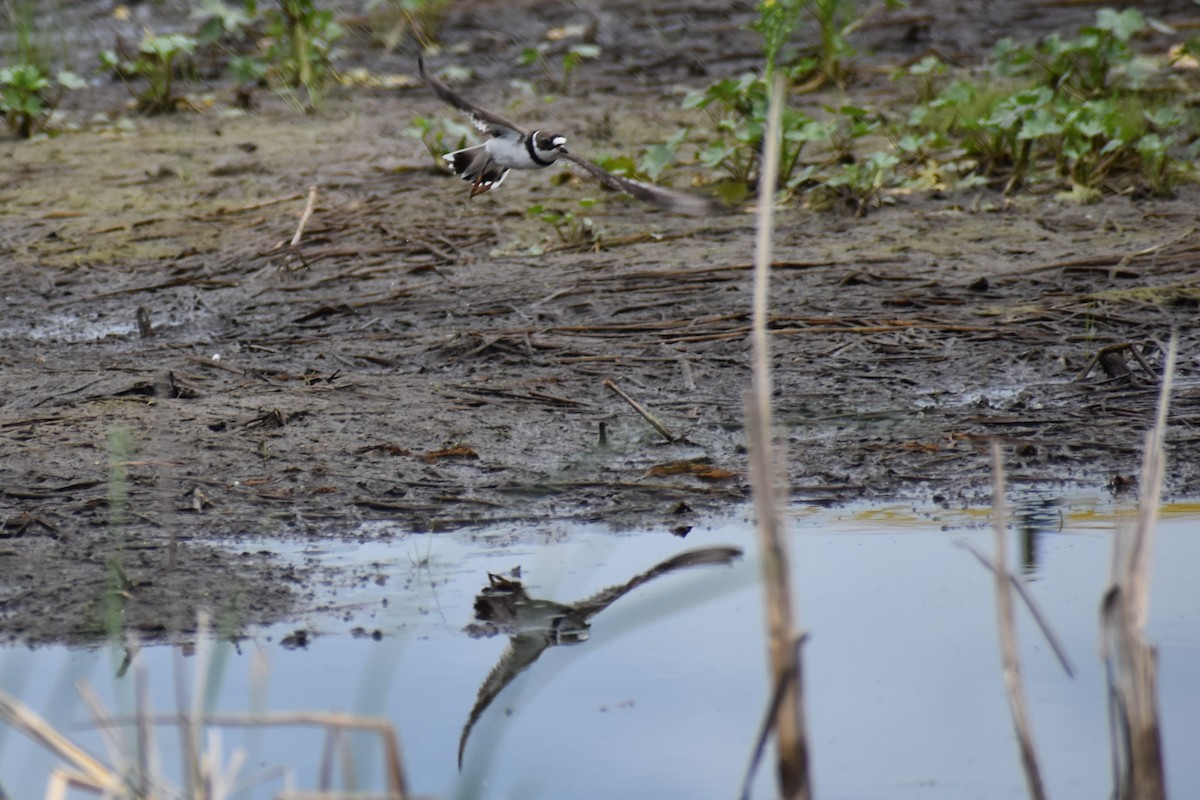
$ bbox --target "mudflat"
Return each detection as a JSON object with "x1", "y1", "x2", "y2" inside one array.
[{"x1": 2, "y1": 0, "x2": 1197, "y2": 644}]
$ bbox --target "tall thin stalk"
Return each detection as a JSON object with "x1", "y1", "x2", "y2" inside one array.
[
  {"x1": 1102, "y1": 335, "x2": 1175, "y2": 800},
  {"x1": 990, "y1": 443, "x2": 1047, "y2": 800},
  {"x1": 747, "y1": 73, "x2": 811, "y2": 800}
]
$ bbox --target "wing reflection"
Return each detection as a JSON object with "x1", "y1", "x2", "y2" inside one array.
[{"x1": 458, "y1": 546, "x2": 742, "y2": 767}]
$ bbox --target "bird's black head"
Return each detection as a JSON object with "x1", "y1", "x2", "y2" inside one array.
[{"x1": 533, "y1": 131, "x2": 568, "y2": 156}]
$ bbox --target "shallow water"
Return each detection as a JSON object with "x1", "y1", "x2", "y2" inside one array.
[{"x1": 2, "y1": 499, "x2": 1199, "y2": 799}]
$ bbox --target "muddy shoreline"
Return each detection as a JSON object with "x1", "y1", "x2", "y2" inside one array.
[{"x1": 3, "y1": 0, "x2": 1199, "y2": 644}]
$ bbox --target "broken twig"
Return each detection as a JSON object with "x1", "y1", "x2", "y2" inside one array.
[
  {"x1": 602, "y1": 379, "x2": 675, "y2": 442},
  {"x1": 291, "y1": 185, "x2": 319, "y2": 247}
]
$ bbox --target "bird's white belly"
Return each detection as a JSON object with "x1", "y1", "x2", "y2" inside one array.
[{"x1": 486, "y1": 135, "x2": 548, "y2": 170}]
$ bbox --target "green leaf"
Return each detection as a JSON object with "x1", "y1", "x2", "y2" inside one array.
[
  {"x1": 1018, "y1": 108, "x2": 1062, "y2": 140},
  {"x1": 1096, "y1": 8, "x2": 1145, "y2": 43},
  {"x1": 1136, "y1": 133, "x2": 1165, "y2": 159},
  {"x1": 594, "y1": 154, "x2": 637, "y2": 177},
  {"x1": 908, "y1": 56, "x2": 945, "y2": 76},
  {"x1": 1144, "y1": 107, "x2": 1183, "y2": 130},
  {"x1": 57, "y1": 71, "x2": 87, "y2": 91},
  {"x1": 569, "y1": 43, "x2": 601, "y2": 60},
  {"x1": 640, "y1": 143, "x2": 676, "y2": 181},
  {"x1": 699, "y1": 143, "x2": 736, "y2": 168}
]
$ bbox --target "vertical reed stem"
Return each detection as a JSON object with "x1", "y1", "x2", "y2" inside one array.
[
  {"x1": 748, "y1": 74, "x2": 810, "y2": 800},
  {"x1": 990, "y1": 443, "x2": 1046, "y2": 800}
]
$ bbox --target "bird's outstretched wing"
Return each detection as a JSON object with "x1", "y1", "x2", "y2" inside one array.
[
  {"x1": 571, "y1": 546, "x2": 743, "y2": 620},
  {"x1": 458, "y1": 632, "x2": 553, "y2": 768},
  {"x1": 418, "y1": 55, "x2": 527, "y2": 137},
  {"x1": 559, "y1": 151, "x2": 718, "y2": 216}
]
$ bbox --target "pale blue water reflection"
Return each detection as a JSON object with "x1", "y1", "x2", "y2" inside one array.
[{"x1": 1, "y1": 502, "x2": 1198, "y2": 798}]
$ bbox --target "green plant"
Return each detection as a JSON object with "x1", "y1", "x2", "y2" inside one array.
[
  {"x1": 894, "y1": 55, "x2": 948, "y2": 103},
  {"x1": 825, "y1": 103, "x2": 881, "y2": 162},
  {"x1": 101, "y1": 32, "x2": 198, "y2": 114},
  {"x1": 993, "y1": 8, "x2": 1148, "y2": 98},
  {"x1": 262, "y1": 0, "x2": 345, "y2": 110},
  {"x1": 518, "y1": 41, "x2": 600, "y2": 94},
  {"x1": 751, "y1": 0, "x2": 907, "y2": 83},
  {"x1": 405, "y1": 114, "x2": 471, "y2": 168},
  {"x1": 751, "y1": 0, "x2": 806, "y2": 79},
  {"x1": 526, "y1": 199, "x2": 602, "y2": 252},
  {"x1": 191, "y1": 0, "x2": 257, "y2": 46},
  {"x1": 1, "y1": 0, "x2": 84, "y2": 137},
  {"x1": 904, "y1": 8, "x2": 1200, "y2": 199},
  {"x1": 639, "y1": 129, "x2": 690, "y2": 182},
  {"x1": 0, "y1": 63, "x2": 84, "y2": 137},
  {"x1": 684, "y1": 72, "x2": 827, "y2": 197},
  {"x1": 809, "y1": 0, "x2": 857, "y2": 82},
  {"x1": 811, "y1": 150, "x2": 899, "y2": 215},
  {"x1": 659, "y1": 1, "x2": 915, "y2": 204}
]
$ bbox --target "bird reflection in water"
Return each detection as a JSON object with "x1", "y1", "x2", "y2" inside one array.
[{"x1": 458, "y1": 546, "x2": 743, "y2": 766}]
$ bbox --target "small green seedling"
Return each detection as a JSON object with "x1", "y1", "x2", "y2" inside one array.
[
  {"x1": 0, "y1": 64, "x2": 85, "y2": 137},
  {"x1": 527, "y1": 198, "x2": 602, "y2": 252},
  {"x1": 102, "y1": 32, "x2": 198, "y2": 114},
  {"x1": 813, "y1": 150, "x2": 900, "y2": 216},
  {"x1": 263, "y1": 0, "x2": 345, "y2": 110},
  {"x1": 405, "y1": 114, "x2": 471, "y2": 168}
]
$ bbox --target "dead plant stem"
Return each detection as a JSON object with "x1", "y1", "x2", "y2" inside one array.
[
  {"x1": 990, "y1": 443, "x2": 1047, "y2": 800},
  {"x1": 292, "y1": 185, "x2": 319, "y2": 247},
  {"x1": 748, "y1": 74, "x2": 810, "y2": 800},
  {"x1": 1102, "y1": 335, "x2": 1175, "y2": 800}
]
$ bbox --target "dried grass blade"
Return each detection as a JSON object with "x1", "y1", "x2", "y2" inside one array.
[
  {"x1": 83, "y1": 711, "x2": 410, "y2": 799},
  {"x1": 954, "y1": 541, "x2": 1075, "y2": 677},
  {"x1": 738, "y1": 633, "x2": 807, "y2": 800},
  {"x1": 76, "y1": 680, "x2": 134, "y2": 783},
  {"x1": 602, "y1": 378, "x2": 675, "y2": 442},
  {"x1": 0, "y1": 691, "x2": 118, "y2": 791}
]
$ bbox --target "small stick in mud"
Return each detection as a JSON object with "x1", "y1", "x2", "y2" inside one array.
[
  {"x1": 136, "y1": 306, "x2": 154, "y2": 338},
  {"x1": 291, "y1": 184, "x2": 319, "y2": 247},
  {"x1": 602, "y1": 378, "x2": 675, "y2": 442}
]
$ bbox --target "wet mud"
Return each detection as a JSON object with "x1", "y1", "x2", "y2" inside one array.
[{"x1": 2, "y1": 0, "x2": 1199, "y2": 644}]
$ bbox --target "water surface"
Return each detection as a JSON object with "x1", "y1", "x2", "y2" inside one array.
[{"x1": 2, "y1": 500, "x2": 1198, "y2": 798}]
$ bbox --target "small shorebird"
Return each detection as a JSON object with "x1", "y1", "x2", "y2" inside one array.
[{"x1": 418, "y1": 55, "x2": 714, "y2": 215}]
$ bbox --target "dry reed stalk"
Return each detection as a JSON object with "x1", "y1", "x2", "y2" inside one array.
[
  {"x1": 1102, "y1": 336, "x2": 1176, "y2": 800},
  {"x1": 91, "y1": 711, "x2": 410, "y2": 798},
  {"x1": 989, "y1": 443, "x2": 1046, "y2": 800},
  {"x1": 0, "y1": 690, "x2": 120, "y2": 795},
  {"x1": 956, "y1": 541, "x2": 1075, "y2": 678},
  {"x1": 747, "y1": 74, "x2": 810, "y2": 800}
]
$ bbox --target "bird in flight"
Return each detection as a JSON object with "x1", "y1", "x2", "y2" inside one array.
[{"x1": 418, "y1": 55, "x2": 715, "y2": 215}]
